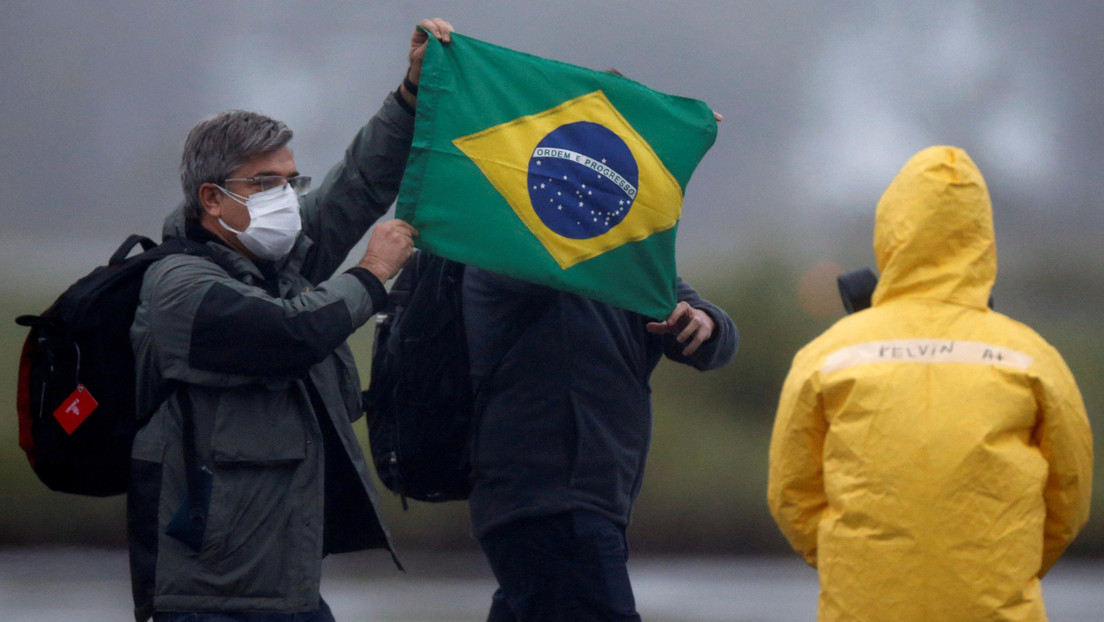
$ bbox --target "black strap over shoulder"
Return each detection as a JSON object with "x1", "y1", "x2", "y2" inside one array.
[
  {"x1": 109, "y1": 235, "x2": 159, "y2": 265},
  {"x1": 152, "y1": 237, "x2": 240, "y2": 277}
]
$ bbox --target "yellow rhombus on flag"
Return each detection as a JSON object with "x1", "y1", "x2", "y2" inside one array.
[{"x1": 453, "y1": 90, "x2": 683, "y2": 269}]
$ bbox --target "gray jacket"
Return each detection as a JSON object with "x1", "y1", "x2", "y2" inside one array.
[{"x1": 127, "y1": 93, "x2": 413, "y2": 621}]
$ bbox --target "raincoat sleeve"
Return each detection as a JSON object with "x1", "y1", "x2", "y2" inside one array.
[
  {"x1": 1033, "y1": 351, "x2": 1094, "y2": 576},
  {"x1": 767, "y1": 352, "x2": 828, "y2": 567}
]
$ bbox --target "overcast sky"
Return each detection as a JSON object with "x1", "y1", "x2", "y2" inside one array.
[{"x1": 2, "y1": 1, "x2": 1102, "y2": 288}]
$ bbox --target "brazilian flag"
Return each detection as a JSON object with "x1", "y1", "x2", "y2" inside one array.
[{"x1": 396, "y1": 31, "x2": 717, "y2": 319}]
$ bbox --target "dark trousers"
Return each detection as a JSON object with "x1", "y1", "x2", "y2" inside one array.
[
  {"x1": 479, "y1": 510, "x2": 642, "y2": 622},
  {"x1": 152, "y1": 598, "x2": 335, "y2": 622}
]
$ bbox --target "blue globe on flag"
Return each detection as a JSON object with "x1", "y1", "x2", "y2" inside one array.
[{"x1": 527, "y1": 122, "x2": 639, "y2": 240}]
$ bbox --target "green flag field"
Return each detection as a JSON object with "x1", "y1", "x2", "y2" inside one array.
[{"x1": 396, "y1": 31, "x2": 717, "y2": 319}]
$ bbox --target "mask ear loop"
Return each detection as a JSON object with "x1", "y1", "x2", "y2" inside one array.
[
  {"x1": 215, "y1": 185, "x2": 249, "y2": 206},
  {"x1": 218, "y1": 218, "x2": 247, "y2": 236},
  {"x1": 214, "y1": 185, "x2": 250, "y2": 235}
]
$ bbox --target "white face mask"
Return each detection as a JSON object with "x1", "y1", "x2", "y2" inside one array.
[{"x1": 218, "y1": 183, "x2": 302, "y2": 261}]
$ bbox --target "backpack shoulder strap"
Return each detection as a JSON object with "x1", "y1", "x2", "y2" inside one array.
[
  {"x1": 147, "y1": 237, "x2": 240, "y2": 275},
  {"x1": 109, "y1": 235, "x2": 159, "y2": 265}
]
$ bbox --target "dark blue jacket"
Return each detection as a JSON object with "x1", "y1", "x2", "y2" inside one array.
[{"x1": 462, "y1": 267, "x2": 738, "y2": 536}]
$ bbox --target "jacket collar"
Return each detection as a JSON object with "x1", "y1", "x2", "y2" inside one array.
[{"x1": 161, "y1": 203, "x2": 313, "y2": 285}]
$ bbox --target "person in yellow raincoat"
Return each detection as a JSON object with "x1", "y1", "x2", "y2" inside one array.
[{"x1": 768, "y1": 145, "x2": 1093, "y2": 622}]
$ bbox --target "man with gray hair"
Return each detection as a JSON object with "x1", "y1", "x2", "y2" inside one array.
[{"x1": 126, "y1": 18, "x2": 454, "y2": 622}]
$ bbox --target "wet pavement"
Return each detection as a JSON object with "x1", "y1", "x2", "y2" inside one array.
[{"x1": 2, "y1": 548, "x2": 1101, "y2": 621}]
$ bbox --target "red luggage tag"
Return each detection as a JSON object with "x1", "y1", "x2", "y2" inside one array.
[{"x1": 54, "y1": 384, "x2": 99, "y2": 434}]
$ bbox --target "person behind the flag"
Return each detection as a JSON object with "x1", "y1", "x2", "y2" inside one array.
[
  {"x1": 768, "y1": 145, "x2": 1093, "y2": 622},
  {"x1": 463, "y1": 266, "x2": 737, "y2": 620},
  {"x1": 126, "y1": 18, "x2": 454, "y2": 622}
]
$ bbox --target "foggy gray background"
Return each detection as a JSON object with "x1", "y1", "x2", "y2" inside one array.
[
  {"x1": 3, "y1": 1, "x2": 1102, "y2": 291},
  {"x1": 2, "y1": 4, "x2": 1104, "y2": 613}
]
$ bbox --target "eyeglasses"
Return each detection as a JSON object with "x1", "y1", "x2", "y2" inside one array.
[{"x1": 223, "y1": 175, "x2": 312, "y2": 194}]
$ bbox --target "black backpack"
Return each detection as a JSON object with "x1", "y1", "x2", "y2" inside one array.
[
  {"x1": 15, "y1": 234, "x2": 224, "y2": 496},
  {"x1": 362, "y1": 250, "x2": 475, "y2": 508}
]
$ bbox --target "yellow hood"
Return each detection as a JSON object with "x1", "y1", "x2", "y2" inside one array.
[{"x1": 872, "y1": 145, "x2": 996, "y2": 309}]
